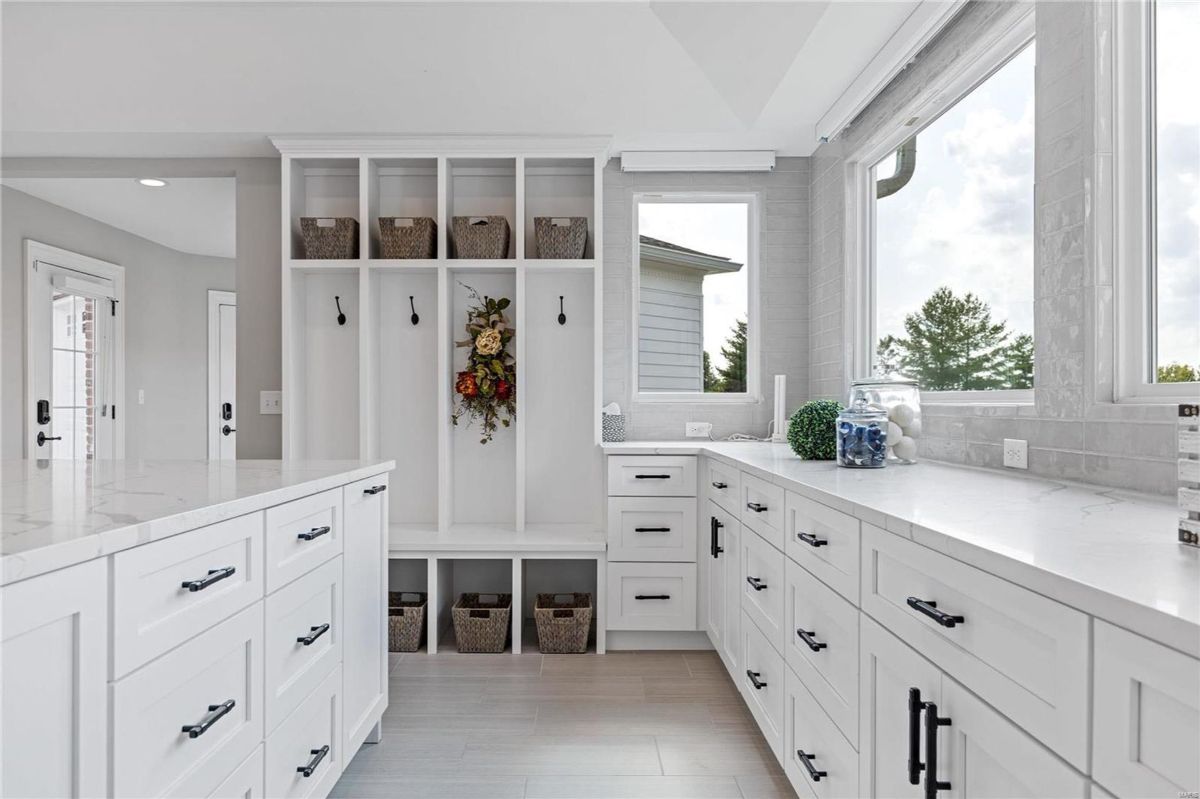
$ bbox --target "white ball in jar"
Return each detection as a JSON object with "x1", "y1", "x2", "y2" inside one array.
[
  {"x1": 889, "y1": 403, "x2": 915, "y2": 428},
  {"x1": 887, "y1": 421, "x2": 903, "y2": 443},
  {"x1": 892, "y1": 435, "x2": 918, "y2": 461},
  {"x1": 902, "y1": 418, "x2": 922, "y2": 439}
]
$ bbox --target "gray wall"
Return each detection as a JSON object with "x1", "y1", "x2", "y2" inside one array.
[
  {"x1": 603, "y1": 157, "x2": 810, "y2": 440},
  {"x1": 1, "y1": 185, "x2": 234, "y2": 459},
  {"x1": 0, "y1": 158, "x2": 282, "y2": 460}
]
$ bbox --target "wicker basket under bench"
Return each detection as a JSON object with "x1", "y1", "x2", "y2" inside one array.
[
  {"x1": 387, "y1": 591, "x2": 427, "y2": 653},
  {"x1": 534, "y1": 592, "x2": 592, "y2": 654},
  {"x1": 451, "y1": 593, "x2": 512, "y2": 653}
]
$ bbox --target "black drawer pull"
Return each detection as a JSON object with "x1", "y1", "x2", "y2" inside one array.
[
  {"x1": 634, "y1": 474, "x2": 671, "y2": 479},
  {"x1": 796, "y1": 629, "x2": 827, "y2": 652},
  {"x1": 181, "y1": 699, "x2": 235, "y2": 739},
  {"x1": 797, "y1": 532, "x2": 828, "y2": 548},
  {"x1": 923, "y1": 702, "x2": 952, "y2": 799},
  {"x1": 746, "y1": 670, "x2": 767, "y2": 690},
  {"x1": 297, "y1": 623, "x2": 330, "y2": 646},
  {"x1": 634, "y1": 527, "x2": 671, "y2": 533},
  {"x1": 711, "y1": 481, "x2": 728, "y2": 489},
  {"x1": 297, "y1": 525, "x2": 331, "y2": 542},
  {"x1": 297, "y1": 745, "x2": 330, "y2": 778},
  {"x1": 907, "y1": 597, "x2": 964, "y2": 628},
  {"x1": 746, "y1": 576, "x2": 768, "y2": 591},
  {"x1": 746, "y1": 502, "x2": 768, "y2": 513},
  {"x1": 797, "y1": 749, "x2": 827, "y2": 782},
  {"x1": 363, "y1": 485, "x2": 387, "y2": 495},
  {"x1": 181, "y1": 566, "x2": 236, "y2": 593},
  {"x1": 710, "y1": 516, "x2": 724, "y2": 559},
  {"x1": 635, "y1": 594, "x2": 671, "y2": 600},
  {"x1": 908, "y1": 688, "x2": 925, "y2": 785}
]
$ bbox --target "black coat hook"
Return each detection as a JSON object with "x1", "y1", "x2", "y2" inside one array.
[
  {"x1": 409, "y1": 296, "x2": 419, "y2": 326},
  {"x1": 557, "y1": 296, "x2": 566, "y2": 326},
  {"x1": 335, "y1": 296, "x2": 346, "y2": 326}
]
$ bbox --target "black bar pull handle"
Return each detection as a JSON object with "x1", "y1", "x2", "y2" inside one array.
[
  {"x1": 297, "y1": 745, "x2": 330, "y2": 778},
  {"x1": 908, "y1": 687, "x2": 925, "y2": 785},
  {"x1": 634, "y1": 527, "x2": 671, "y2": 533},
  {"x1": 907, "y1": 597, "x2": 964, "y2": 628},
  {"x1": 181, "y1": 699, "x2": 236, "y2": 739},
  {"x1": 634, "y1": 474, "x2": 671, "y2": 479},
  {"x1": 634, "y1": 594, "x2": 670, "y2": 600},
  {"x1": 746, "y1": 670, "x2": 767, "y2": 690},
  {"x1": 796, "y1": 629, "x2": 827, "y2": 652},
  {"x1": 298, "y1": 525, "x2": 331, "y2": 542},
  {"x1": 181, "y1": 566, "x2": 236, "y2": 593},
  {"x1": 363, "y1": 485, "x2": 387, "y2": 495},
  {"x1": 710, "y1": 516, "x2": 724, "y2": 558},
  {"x1": 797, "y1": 532, "x2": 828, "y2": 548},
  {"x1": 746, "y1": 502, "x2": 768, "y2": 513},
  {"x1": 711, "y1": 481, "x2": 728, "y2": 489},
  {"x1": 746, "y1": 576, "x2": 768, "y2": 591},
  {"x1": 923, "y1": 701, "x2": 952, "y2": 799},
  {"x1": 796, "y1": 750, "x2": 827, "y2": 782},
  {"x1": 297, "y1": 623, "x2": 330, "y2": 646}
]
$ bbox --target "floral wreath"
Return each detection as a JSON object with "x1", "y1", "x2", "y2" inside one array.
[{"x1": 452, "y1": 283, "x2": 516, "y2": 444}]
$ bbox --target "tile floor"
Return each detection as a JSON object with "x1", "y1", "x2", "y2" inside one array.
[{"x1": 331, "y1": 650, "x2": 795, "y2": 799}]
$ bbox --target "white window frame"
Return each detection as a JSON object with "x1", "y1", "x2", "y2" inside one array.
[
  {"x1": 1113, "y1": 0, "x2": 1199, "y2": 402},
  {"x1": 843, "y1": 7, "x2": 1036, "y2": 405},
  {"x1": 631, "y1": 192, "x2": 761, "y2": 403}
]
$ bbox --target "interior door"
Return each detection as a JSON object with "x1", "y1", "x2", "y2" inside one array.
[{"x1": 209, "y1": 292, "x2": 238, "y2": 459}]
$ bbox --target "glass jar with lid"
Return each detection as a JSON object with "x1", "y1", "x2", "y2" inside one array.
[
  {"x1": 848, "y1": 378, "x2": 922, "y2": 464},
  {"x1": 836, "y1": 393, "x2": 888, "y2": 469}
]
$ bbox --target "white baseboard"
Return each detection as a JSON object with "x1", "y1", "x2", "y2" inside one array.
[{"x1": 605, "y1": 630, "x2": 713, "y2": 651}]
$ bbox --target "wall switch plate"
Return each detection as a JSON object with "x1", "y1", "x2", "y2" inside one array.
[
  {"x1": 137, "y1": 389, "x2": 145, "y2": 405},
  {"x1": 259, "y1": 391, "x2": 282, "y2": 415},
  {"x1": 1003, "y1": 438, "x2": 1028, "y2": 469},
  {"x1": 685, "y1": 422, "x2": 713, "y2": 438}
]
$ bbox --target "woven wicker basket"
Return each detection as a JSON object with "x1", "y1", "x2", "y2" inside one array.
[
  {"x1": 534, "y1": 593, "x2": 592, "y2": 654},
  {"x1": 300, "y1": 217, "x2": 359, "y2": 259},
  {"x1": 452, "y1": 593, "x2": 511, "y2": 653},
  {"x1": 379, "y1": 217, "x2": 437, "y2": 259},
  {"x1": 451, "y1": 216, "x2": 510, "y2": 259},
  {"x1": 387, "y1": 592, "x2": 427, "y2": 653},
  {"x1": 534, "y1": 217, "x2": 588, "y2": 259}
]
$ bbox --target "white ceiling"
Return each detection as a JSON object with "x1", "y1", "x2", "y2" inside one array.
[
  {"x1": 0, "y1": 1, "x2": 943, "y2": 158},
  {"x1": 2, "y1": 178, "x2": 237, "y2": 258}
]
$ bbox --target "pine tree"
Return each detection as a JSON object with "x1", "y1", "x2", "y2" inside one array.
[
  {"x1": 875, "y1": 334, "x2": 904, "y2": 377},
  {"x1": 703, "y1": 350, "x2": 723, "y2": 392},
  {"x1": 998, "y1": 333, "x2": 1034, "y2": 389},
  {"x1": 715, "y1": 319, "x2": 748, "y2": 393}
]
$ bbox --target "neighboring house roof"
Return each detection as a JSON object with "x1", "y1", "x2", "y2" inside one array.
[{"x1": 639, "y1": 234, "x2": 744, "y2": 275}]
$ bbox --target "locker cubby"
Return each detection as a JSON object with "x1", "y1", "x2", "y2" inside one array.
[
  {"x1": 366, "y1": 158, "x2": 439, "y2": 260},
  {"x1": 447, "y1": 158, "x2": 516, "y2": 259},
  {"x1": 432, "y1": 558, "x2": 515, "y2": 653},
  {"x1": 520, "y1": 558, "x2": 599, "y2": 653},
  {"x1": 524, "y1": 157, "x2": 596, "y2": 260},
  {"x1": 287, "y1": 158, "x2": 360, "y2": 260}
]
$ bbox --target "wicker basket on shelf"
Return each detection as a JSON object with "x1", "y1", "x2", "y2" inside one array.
[
  {"x1": 451, "y1": 216, "x2": 510, "y2": 259},
  {"x1": 379, "y1": 217, "x2": 436, "y2": 259},
  {"x1": 451, "y1": 593, "x2": 511, "y2": 653},
  {"x1": 534, "y1": 592, "x2": 592, "y2": 654},
  {"x1": 534, "y1": 217, "x2": 588, "y2": 259},
  {"x1": 387, "y1": 591, "x2": 427, "y2": 653},
  {"x1": 300, "y1": 217, "x2": 359, "y2": 259}
]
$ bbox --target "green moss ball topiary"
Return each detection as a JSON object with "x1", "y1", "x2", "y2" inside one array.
[{"x1": 787, "y1": 399, "x2": 843, "y2": 460}]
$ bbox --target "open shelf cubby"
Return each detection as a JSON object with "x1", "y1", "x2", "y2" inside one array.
[
  {"x1": 447, "y1": 158, "x2": 516, "y2": 259},
  {"x1": 524, "y1": 157, "x2": 596, "y2": 260},
  {"x1": 288, "y1": 158, "x2": 360, "y2": 260},
  {"x1": 366, "y1": 157, "x2": 439, "y2": 260}
]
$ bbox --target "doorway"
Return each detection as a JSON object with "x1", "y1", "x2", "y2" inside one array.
[{"x1": 208, "y1": 290, "x2": 237, "y2": 459}]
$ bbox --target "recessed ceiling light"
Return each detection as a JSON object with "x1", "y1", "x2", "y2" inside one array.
[{"x1": 137, "y1": 178, "x2": 168, "y2": 188}]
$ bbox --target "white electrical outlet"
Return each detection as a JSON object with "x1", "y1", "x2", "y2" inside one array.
[
  {"x1": 685, "y1": 422, "x2": 713, "y2": 438},
  {"x1": 260, "y1": 391, "x2": 282, "y2": 415},
  {"x1": 1003, "y1": 438, "x2": 1028, "y2": 469}
]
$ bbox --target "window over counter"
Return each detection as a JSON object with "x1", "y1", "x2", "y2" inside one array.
[{"x1": 632, "y1": 195, "x2": 759, "y2": 401}]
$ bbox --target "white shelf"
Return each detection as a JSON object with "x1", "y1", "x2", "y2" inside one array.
[{"x1": 388, "y1": 523, "x2": 605, "y2": 554}]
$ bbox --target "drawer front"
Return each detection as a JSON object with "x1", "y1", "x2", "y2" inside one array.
[
  {"x1": 740, "y1": 610, "x2": 786, "y2": 762},
  {"x1": 264, "y1": 557, "x2": 342, "y2": 733},
  {"x1": 739, "y1": 472, "x2": 785, "y2": 550},
  {"x1": 265, "y1": 489, "x2": 342, "y2": 593},
  {"x1": 111, "y1": 604, "x2": 264, "y2": 799},
  {"x1": 265, "y1": 666, "x2": 342, "y2": 799},
  {"x1": 209, "y1": 745, "x2": 263, "y2": 799},
  {"x1": 606, "y1": 562, "x2": 697, "y2": 631},
  {"x1": 741, "y1": 527, "x2": 787, "y2": 654},
  {"x1": 784, "y1": 668, "x2": 858, "y2": 799},
  {"x1": 607, "y1": 455, "x2": 697, "y2": 497},
  {"x1": 1093, "y1": 621, "x2": 1200, "y2": 798},
  {"x1": 607, "y1": 496, "x2": 697, "y2": 562},
  {"x1": 860, "y1": 524, "x2": 1089, "y2": 769},
  {"x1": 785, "y1": 559, "x2": 859, "y2": 747},
  {"x1": 784, "y1": 491, "x2": 860, "y2": 606},
  {"x1": 705, "y1": 458, "x2": 741, "y2": 515},
  {"x1": 112, "y1": 512, "x2": 264, "y2": 677}
]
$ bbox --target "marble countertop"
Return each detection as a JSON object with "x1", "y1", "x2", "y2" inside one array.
[
  {"x1": 606, "y1": 441, "x2": 1200, "y2": 657},
  {"x1": 1, "y1": 459, "x2": 395, "y2": 586}
]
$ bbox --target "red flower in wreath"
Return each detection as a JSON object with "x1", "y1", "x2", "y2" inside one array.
[
  {"x1": 455, "y1": 371, "x2": 478, "y2": 398},
  {"x1": 496, "y1": 379, "x2": 512, "y2": 401}
]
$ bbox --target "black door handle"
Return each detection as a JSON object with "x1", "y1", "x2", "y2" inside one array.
[
  {"x1": 797, "y1": 532, "x2": 828, "y2": 547},
  {"x1": 181, "y1": 699, "x2": 236, "y2": 739},
  {"x1": 181, "y1": 566, "x2": 236, "y2": 592},
  {"x1": 634, "y1": 594, "x2": 671, "y2": 600},
  {"x1": 746, "y1": 670, "x2": 767, "y2": 690},
  {"x1": 923, "y1": 701, "x2": 952, "y2": 799},
  {"x1": 634, "y1": 474, "x2": 671, "y2": 479},
  {"x1": 222, "y1": 425, "x2": 236, "y2": 436},
  {"x1": 746, "y1": 502, "x2": 768, "y2": 513},
  {"x1": 297, "y1": 745, "x2": 330, "y2": 778},
  {"x1": 298, "y1": 525, "x2": 331, "y2": 541},
  {"x1": 796, "y1": 749, "x2": 827, "y2": 782},
  {"x1": 710, "y1": 516, "x2": 724, "y2": 558},
  {"x1": 711, "y1": 481, "x2": 728, "y2": 489},
  {"x1": 907, "y1": 597, "x2": 964, "y2": 628},
  {"x1": 297, "y1": 623, "x2": 330, "y2": 646},
  {"x1": 908, "y1": 687, "x2": 925, "y2": 785},
  {"x1": 363, "y1": 485, "x2": 387, "y2": 495},
  {"x1": 634, "y1": 527, "x2": 671, "y2": 533},
  {"x1": 746, "y1": 576, "x2": 768, "y2": 591},
  {"x1": 36, "y1": 432, "x2": 62, "y2": 447},
  {"x1": 796, "y1": 629, "x2": 827, "y2": 652}
]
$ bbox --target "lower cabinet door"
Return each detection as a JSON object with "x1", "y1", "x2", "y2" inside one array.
[
  {"x1": 784, "y1": 668, "x2": 858, "y2": 799},
  {"x1": 740, "y1": 610, "x2": 786, "y2": 762},
  {"x1": 208, "y1": 745, "x2": 264, "y2": 799},
  {"x1": 266, "y1": 666, "x2": 343, "y2": 799},
  {"x1": 704, "y1": 502, "x2": 737, "y2": 657},
  {"x1": 606, "y1": 563, "x2": 697, "y2": 630},
  {"x1": 721, "y1": 521, "x2": 742, "y2": 674}
]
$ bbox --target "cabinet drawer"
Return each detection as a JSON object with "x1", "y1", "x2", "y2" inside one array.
[
  {"x1": 740, "y1": 472, "x2": 785, "y2": 550},
  {"x1": 784, "y1": 492, "x2": 860, "y2": 605},
  {"x1": 860, "y1": 524, "x2": 1089, "y2": 770},
  {"x1": 739, "y1": 610, "x2": 786, "y2": 762},
  {"x1": 785, "y1": 559, "x2": 859, "y2": 746},
  {"x1": 112, "y1": 512, "x2": 264, "y2": 677},
  {"x1": 784, "y1": 668, "x2": 858, "y2": 799},
  {"x1": 741, "y1": 526, "x2": 787, "y2": 654},
  {"x1": 606, "y1": 562, "x2": 697, "y2": 630},
  {"x1": 265, "y1": 666, "x2": 342, "y2": 799},
  {"x1": 705, "y1": 458, "x2": 741, "y2": 515},
  {"x1": 1093, "y1": 621, "x2": 1200, "y2": 798},
  {"x1": 265, "y1": 558, "x2": 342, "y2": 733},
  {"x1": 111, "y1": 604, "x2": 264, "y2": 799},
  {"x1": 265, "y1": 490, "x2": 342, "y2": 593},
  {"x1": 607, "y1": 455, "x2": 696, "y2": 497},
  {"x1": 209, "y1": 745, "x2": 263, "y2": 799},
  {"x1": 607, "y1": 497, "x2": 697, "y2": 562}
]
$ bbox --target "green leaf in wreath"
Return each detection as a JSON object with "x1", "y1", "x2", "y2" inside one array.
[{"x1": 496, "y1": 297, "x2": 510, "y2": 310}]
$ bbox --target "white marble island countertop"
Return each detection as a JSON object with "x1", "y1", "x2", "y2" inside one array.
[
  {"x1": 606, "y1": 441, "x2": 1200, "y2": 657},
  {"x1": 1, "y1": 459, "x2": 395, "y2": 586}
]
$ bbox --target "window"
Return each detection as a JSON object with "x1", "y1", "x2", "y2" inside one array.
[
  {"x1": 869, "y1": 42, "x2": 1035, "y2": 396},
  {"x1": 633, "y1": 195, "x2": 757, "y2": 399}
]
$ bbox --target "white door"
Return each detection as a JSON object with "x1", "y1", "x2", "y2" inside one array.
[
  {"x1": 721, "y1": 518, "x2": 741, "y2": 673},
  {"x1": 704, "y1": 507, "x2": 727, "y2": 654},
  {"x1": 208, "y1": 291, "x2": 237, "y2": 460}
]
